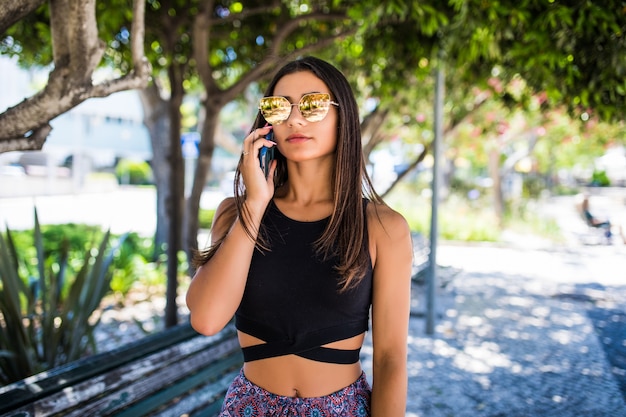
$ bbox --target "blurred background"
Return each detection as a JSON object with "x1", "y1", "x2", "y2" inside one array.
[{"x1": 0, "y1": 1, "x2": 625, "y2": 399}]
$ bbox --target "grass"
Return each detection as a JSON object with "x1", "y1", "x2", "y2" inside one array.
[
  {"x1": 384, "y1": 184, "x2": 563, "y2": 244},
  {"x1": 503, "y1": 200, "x2": 564, "y2": 243}
]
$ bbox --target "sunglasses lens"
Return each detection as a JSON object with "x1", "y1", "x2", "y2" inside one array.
[
  {"x1": 300, "y1": 93, "x2": 331, "y2": 122},
  {"x1": 259, "y1": 93, "x2": 334, "y2": 124},
  {"x1": 259, "y1": 96, "x2": 291, "y2": 124}
]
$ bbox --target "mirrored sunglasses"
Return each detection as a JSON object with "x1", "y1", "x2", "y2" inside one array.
[{"x1": 259, "y1": 93, "x2": 339, "y2": 125}]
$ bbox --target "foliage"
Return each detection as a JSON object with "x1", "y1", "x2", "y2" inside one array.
[
  {"x1": 8, "y1": 224, "x2": 106, "y2": 301},
  {"x1": 6, "y1": 1, "x2": 623, "y2": 123},
  {"x1": 442, "y1": 0, "x2": 626, "y2": 121},
  {"x1": 115, "y1": 158, "x2": 153, "y2": 185},
  {"x1": 109, "y1": 232, "x2": 160, "y2": 300},
  {"x1": 591, "y1": 170, "x2": 611, "y2": 187},
  {"x1": 522, "y1": 174, "x2": 546, "y2": 199},
  {"x1": 3, "y1": 0, "x2": 624, "y2": 329},
  {"x1": 0, "y1": 3, "x2": 51, "y2": 62},
  {"x1": 9, "y1": 225, "x2": 163, "y2": 303},
  {"x1": 41, "y1": 224, "x2": 103, "y2": 257},
  {"x1": 387, "y1": 181, "x2": 567, "y2": 244},
  {"x1": 0, "y1": 211, "x2": 121, "y2": 385},
  {"x1": 198, "y1": 208, "x2": 216, "y2": 230},
  {"x1": 532, "y1": 111, "x2": 625, "y2": 176}
]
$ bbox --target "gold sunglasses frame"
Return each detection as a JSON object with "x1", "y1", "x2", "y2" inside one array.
[{"x1": 259, "y1": 93, "x2": 339, "y2": 125}]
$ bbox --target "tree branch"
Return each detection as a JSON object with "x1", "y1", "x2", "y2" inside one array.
[
  {"x1": 269, "y1": 12, "x2": 347, "y2": 56},
  {"x1": 208, "y1": 2, "x2": 281, "y2": 25},
  {"x1": 0, "y1": 0, "x2": 45, "y2": 35},
  {"x1": 222, "y1": 26, "x2": 357, "y2": 103},
  {"x1": 0, "y1": 124, "x2": 50, "y2": 153},
  {"x1": 193, "y1": 0, "x2": 214, "y2": 92},
  {"x1": 131, "y1": 0, "x2": 148, "y2": 75},
  {"x1": 381, "y1": 145, "x2": 429, "y2": 199},
  {"x1": 0, "y1": 0, "x2": 149, "y2": 152}
]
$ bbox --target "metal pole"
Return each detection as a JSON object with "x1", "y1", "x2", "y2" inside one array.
[{"x1": 426, "y1": 49, "x2": 444, "y2": 335}]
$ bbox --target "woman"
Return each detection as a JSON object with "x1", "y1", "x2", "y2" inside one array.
[{"x1": 186, "y1": 56, "x2": 412, "y2": 416}]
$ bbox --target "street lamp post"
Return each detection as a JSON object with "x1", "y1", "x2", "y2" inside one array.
[{"x1": 426, "y1": 48, "x2": 445, "y2": 335}]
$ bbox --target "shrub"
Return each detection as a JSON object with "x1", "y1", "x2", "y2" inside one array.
[
  {"x1": 0, "y1": 211, "x2": 122, "y2": 385},
  {"x1": 115, "y1": 159, "x2": 153, "y2": 185},
  {"x1": 109, "y1": 233, "x2": 161, "y2": 301},
  {"x1": 590, "y1": 170, "x2": 610, "y2": 187}
]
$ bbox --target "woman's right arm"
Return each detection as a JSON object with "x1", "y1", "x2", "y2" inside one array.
[
  {"x1": 186, "y1": 126, "x2": 275, "y2": 336},
  {"x1": 186, "y1": 197, "x2": 266, "y2": 336}
]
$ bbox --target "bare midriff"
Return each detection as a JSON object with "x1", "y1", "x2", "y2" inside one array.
[{"x1": 238, "y1": 331, "x2": 365, "y2": 398}]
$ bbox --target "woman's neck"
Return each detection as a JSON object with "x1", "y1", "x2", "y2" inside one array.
[{"x1": 279, "y1": 159, "x2": 334, "y2": 206}]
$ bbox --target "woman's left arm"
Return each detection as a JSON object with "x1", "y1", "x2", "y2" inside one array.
[{"x1": 369, "y1": 204, "x2": 413, "y2": 416}]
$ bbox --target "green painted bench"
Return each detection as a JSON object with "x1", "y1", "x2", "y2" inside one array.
[{"x1": 0, "y1": 323, "x2": 241, "y2": 417}]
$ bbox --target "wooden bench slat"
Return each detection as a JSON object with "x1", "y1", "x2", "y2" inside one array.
[
  {"x1": 0, "y1": 325, "x2": 241, "y2": 417},
  {"x1": 116, "y1": 352, "x2": 243, "y2": 417},
  {"x1": 0, "y1": 323, "x2": 242, "y2": 417},
  {"x1": 149, "y1": 371, "x2": 239, "y2": 417},
  {"x1": 52, "y1": 336, "x2": 240, "y2": 417},
  {"x1": 0, "y1": 322, "x2": 200, "y2": 413}
]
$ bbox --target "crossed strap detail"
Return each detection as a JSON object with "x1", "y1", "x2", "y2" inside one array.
[{"x1": 236, "y1": 316, "x2": 367, "y2": 364}]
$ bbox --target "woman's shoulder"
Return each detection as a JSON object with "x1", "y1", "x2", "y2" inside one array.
[
  {"x1": 365, "y1": 200, "x2": 412, "y2": 272},
  {"x1": 365, "y1": 200, "x2": 410, "y2": 241}
]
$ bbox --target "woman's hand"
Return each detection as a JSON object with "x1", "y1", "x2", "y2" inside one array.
[
  {"x1": 186, "y1": 127, "x2": 277, "y2": 336},
  {"x1": 240, "y1": 125, "x2": 277, "y2": 210}
]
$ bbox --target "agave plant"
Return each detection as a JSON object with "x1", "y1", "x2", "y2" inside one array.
[{"x1": 0, "y1": 209, "x2": 122, "y2": 385}]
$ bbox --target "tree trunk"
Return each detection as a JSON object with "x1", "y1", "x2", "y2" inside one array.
[
  {"x1": 138, "y1": 83, "x2": 170, "y2": 259},
  {"x1": 185, "y1": 101, "x2": 220, "y2": 259},
  {"x1": 164, "y1": 63, "x2": 185, "y2": 328},
  {"x1": 361, "y1": 107, "x2": 389, "y2": 159}
]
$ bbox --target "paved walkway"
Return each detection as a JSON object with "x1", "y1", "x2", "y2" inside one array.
[
  {"x1": 380, "y1": 243, "x2": 626, "y2": 417},
  {"x1": 2, "y1": 186, "x2": 626, "y2": 416}
]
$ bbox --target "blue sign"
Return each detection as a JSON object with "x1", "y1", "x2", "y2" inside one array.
[{"x1": 181, "y1": 132, "x2": 200, "y2": 159}]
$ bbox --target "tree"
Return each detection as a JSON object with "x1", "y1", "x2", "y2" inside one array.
[
  {"x1": 140, "y1": 1, "x2": 358, "y2": 326},
  {"x1": 2, "y1": 0, "x2": 624, "y2": 328},
  {"x1": 415, "y1": 0, "x2": 626, "y2": 123},
  {"x1": 330, "y1": 0, "x2": 625, "y2": 207},
  {"x1": 0, "y1": 0, "x2": 150, "y2": 153}
]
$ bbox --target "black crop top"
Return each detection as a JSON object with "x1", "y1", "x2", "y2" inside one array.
[{"x1": 235, "y1": 199, "x2": 373, "y2": 364}]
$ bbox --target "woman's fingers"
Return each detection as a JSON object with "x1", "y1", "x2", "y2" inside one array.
[
  {"x1": 240, "y1": 126, "x2": 277, "y2": 203},
  {"x1": 242, "y1": 126, "x2": 276, "y2": 180},
  {"x1": 243, "y1": 126, "x2": 274, "y2": 155}
]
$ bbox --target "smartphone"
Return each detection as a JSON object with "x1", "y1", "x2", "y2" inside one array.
[{"x1": 259, "y1": 131, "x2": 275, "y2": 178}]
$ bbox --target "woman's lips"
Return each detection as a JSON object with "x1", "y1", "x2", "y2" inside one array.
[{"x1": 286, "y1": 134, "x2": 310, "y2": 143}]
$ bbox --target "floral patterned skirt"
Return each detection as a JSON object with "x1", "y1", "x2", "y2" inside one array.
[{"x1": 218, "y1": 368, "x2": 371, "y2": 416}]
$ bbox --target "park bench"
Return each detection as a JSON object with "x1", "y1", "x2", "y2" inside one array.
[{"x1": 0, "y1": 322, "x2": 242, "y2": 417}]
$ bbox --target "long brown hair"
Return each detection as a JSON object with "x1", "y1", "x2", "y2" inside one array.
[{"x1": 195, "y1": 56, "x2": 383, "y2": 290}]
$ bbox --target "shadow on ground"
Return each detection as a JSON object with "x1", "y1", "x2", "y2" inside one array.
[{"x1": 399, "y1": 268, "x2": 626, "y2": 417}]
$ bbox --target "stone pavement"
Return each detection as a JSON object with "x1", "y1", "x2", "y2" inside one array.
[
  {"x1": 361, "y1": 237, "x2": 626, "y2": 416},
  {"x1": 360, "y1": 188, "x2": 626, "y2": 416}
]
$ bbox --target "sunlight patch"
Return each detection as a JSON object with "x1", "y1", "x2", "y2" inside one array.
[{"x1": 454, "y1": 342, "x2": 514, "y2": 373}]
